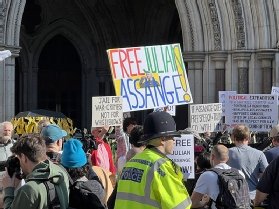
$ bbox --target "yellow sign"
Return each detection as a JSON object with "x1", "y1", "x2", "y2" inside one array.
[{"x1": 11, "y1": 117, "x2": 74, "y2": 135}]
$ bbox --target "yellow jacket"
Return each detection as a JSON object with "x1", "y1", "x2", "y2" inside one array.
[{"x1": 114, "y1": 148, "x2": 191, "y2": 209}]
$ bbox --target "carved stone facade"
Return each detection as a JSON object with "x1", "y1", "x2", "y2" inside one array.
[
  {"x1": 0, "y1": 0, "x2": 279, "y2": 129},
  {"x1": 0, "y1": 0, "x2": 7, "y2": 44},
  {"x1": 176, "y1": 0, "x2": 279, "y2": 105}
]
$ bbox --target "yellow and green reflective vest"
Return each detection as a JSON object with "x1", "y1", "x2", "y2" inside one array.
[{"x1": 114, "y1": 148, "x2": 192, "y2": 209}]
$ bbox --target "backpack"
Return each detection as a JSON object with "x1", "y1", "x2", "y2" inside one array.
[
  {"x1": 44, "y1": 180, "x2": 61, "y2": 209},
  {"x1": 69, "y1": 179, "x2": 107, "y2": 209},
  {"x1": 209, "y1": 168, "x2": 251, "y2": 209},
  {"x1": 44, "y1": 178, "x2": 107, "y2": 209}
]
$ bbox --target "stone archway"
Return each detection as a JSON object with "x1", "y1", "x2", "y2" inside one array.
[{"x1": 38, "y1": 35, "x2": 82, "y2": 127}]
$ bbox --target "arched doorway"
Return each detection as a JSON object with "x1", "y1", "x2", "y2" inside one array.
[{"x1": 38, "y1": 35, "x2": 82, "y2": 128}]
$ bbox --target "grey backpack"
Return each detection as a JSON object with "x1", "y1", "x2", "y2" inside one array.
[{"x1": 209, "y1": 168, "x2": 251, "y2": 209}]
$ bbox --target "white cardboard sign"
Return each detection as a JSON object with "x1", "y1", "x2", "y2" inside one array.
[
  {"x1": 190, "y1": 103, "x2": 223, "y2": 133},
  {"x1": 92, "y1": 96, "x2": 123, "y2": 127},
  {"x1": 168, "y1": 134, "x2": 195, "y2": 179}
]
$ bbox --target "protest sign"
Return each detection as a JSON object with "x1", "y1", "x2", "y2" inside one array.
[
  {"x1": 271, "y1": 86, "x2": 279, "y2": 95},
  {"x1": 190, "y1": 103, "x2": 223, "y2": 133},
  {"x1": 218, "y1": 91, "x2": 237, "y2": 115},
  {"x1": 169, "y1": 134, "x2": 195, "y2": 179},
  {"x1": 92, "y1": 96, "x2": 123, "y2": 127},
  {"x1": 225, "y1": 94, "x2": 278, "y2": 131},
  {"x1": 271, "y1": 86, "x2": 279, "y2": 104},
  {"x1": 107, "y1": 43, "x2": 193, "y2": 112},
  {"x1": 153, "y1": 105, "x2": 176, "y2": 116}
]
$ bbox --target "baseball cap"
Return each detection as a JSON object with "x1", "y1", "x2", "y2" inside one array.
[
  {"x1": 270, "y1": 124, "x2": 279, "y2": 138},
  {"x1": 41, "y1": 124, "x2": 67, "y2": 144}
]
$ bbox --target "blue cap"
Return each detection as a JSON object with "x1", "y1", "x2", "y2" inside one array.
[
  {"x1": 61, "y1": 138, "x2": 87, "y2": 168},
  {"x1": 41, "y1": 124, "x2": 67, "y2": 144}
]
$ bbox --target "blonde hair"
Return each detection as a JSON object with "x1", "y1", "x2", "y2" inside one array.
[{"x1": 231, "y1": 125, "x2": 250, "y2": 142}]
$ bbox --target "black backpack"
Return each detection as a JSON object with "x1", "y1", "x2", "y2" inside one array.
[
  {"x1": 68, "y1": 179, "x2": 107, "y2": 209},
  {"x1": 44, "y1": 178, "x2": 107, "y2": 209},
  {"x1": 209, "y1": 168, "x2": 251, "y2": 209}
]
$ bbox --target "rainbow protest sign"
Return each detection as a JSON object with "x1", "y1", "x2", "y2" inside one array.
[{"x1": 107, "y1": 43, "x2": 193, "y2": 112}]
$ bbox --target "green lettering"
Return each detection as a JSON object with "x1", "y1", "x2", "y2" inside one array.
[
  {"x1": 144, "y1": 47, "x2": 152, "y2": 73},
  {"x1": 151, "y1": 47, "x2": 158, "y2": 73}
]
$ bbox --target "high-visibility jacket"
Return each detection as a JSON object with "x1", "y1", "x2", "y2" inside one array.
[{"x1": 114, "y1": 148, "x2": 192, "y2": 209}]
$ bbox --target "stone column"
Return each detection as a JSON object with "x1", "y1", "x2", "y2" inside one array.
[
  {"x1": 22, "y1": 67, "x2": 29, "y2": 110},
  {"x1": 234, "y1": 53, "x2": 251, "y2": 94},
  {"x1": 31, "y1": 67, "x2": 38, "y2": 109},
  {"x1": 0, "y1": 61, "x2": 4, "y2": 120},
  {"x1": 184, "y1": 53, "x2": 205, "y2": 104},
  {"x1": 83, "y1": 67, "x2": 99, "y2": 128},
  {"x1": 0, "y1": 56, "x2": 16, "y2": 120},
  {"x1": 258, "y1": 53, "x2": 274, "y2": 94},
  {"x1": 275, "y1": 53, "x2": 279, "y2": 87},
  {"x1": 211, "y1": 53, "x2": 228, "y2": 101}
]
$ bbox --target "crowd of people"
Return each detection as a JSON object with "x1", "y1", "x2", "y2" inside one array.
[{"x1": 0, "y1": 112, "x2": 278, "y2": 209}]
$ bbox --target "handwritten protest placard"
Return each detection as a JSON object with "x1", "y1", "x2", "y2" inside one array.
[
  {"x1": 107, "y1": 44, "x2": 193, "y2": 112},
  {"x1": 169, "y1": 134, "x2": 195, "y2": 179},
  {"x1": 225, "y1": 94, "x2": 278, "y2": 131},
  {"x1": 92, "y1": 96, "x2": 123, "y2": 127},
  {"x1": 190, "y1": 103, "x2": 223, "y2": 133}
]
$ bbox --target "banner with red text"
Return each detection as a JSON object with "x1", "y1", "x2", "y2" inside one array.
[
  {"x1": 107, "y1": 44, "x2": 193, "y2": 112},
  {"x1": 225, "y1": 94, "x2": 278, "y2": 132}
]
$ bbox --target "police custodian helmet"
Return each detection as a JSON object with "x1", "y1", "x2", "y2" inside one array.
[{"x1": 140, "y1": 111, "x2": 181, "y2": 142}]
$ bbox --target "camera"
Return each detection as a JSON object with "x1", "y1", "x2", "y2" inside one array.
[
  {"x1": 6, "y1": 155, "x2": 22, "y2": 179},
  {"x1": 72, "y1": 129, "x2": 98, "y2": 152}
]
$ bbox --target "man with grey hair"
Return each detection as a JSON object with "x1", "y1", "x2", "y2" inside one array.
[
  {"x1": 0, "y1": 121, "x2": 15, "y2": 167},
  {"x1": 0, "y1": 121, "x2": 14, "y2": 142},
  {"x1": 0, "y1": 121, "x2": 15, "y2": 208}
]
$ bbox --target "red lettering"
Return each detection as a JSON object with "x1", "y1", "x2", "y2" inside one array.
[
  {"x1": 134, "y1": 48, "x2": 145, "y2": 76},
  {"x1": 119, "y1": 49, "x2": 129, "y2": 78},
  {"x1": 109, "y1": 49, "x2": 119, "y2": 79},
  {"x1": 109, "y1": 47, "x2": 145, "y2": 79},
  {"x1": 126, "y1": 48, "x2": 137, "y2": 76},
  {"x1": 229, "y1": 95, "x2": 247, "y2": 100}
]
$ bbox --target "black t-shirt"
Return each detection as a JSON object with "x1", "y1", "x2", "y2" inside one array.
[{"x1": 257, "y1": 156, "x2": 279, "y2": 209}]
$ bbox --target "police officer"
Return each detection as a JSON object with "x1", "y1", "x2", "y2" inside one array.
[{"x1": 114, "y1": 111, "x2": 192, "y2": 209}]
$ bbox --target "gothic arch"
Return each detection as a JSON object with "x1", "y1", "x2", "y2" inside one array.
[
  {"x1": 31, "y1": 19, "x2": 95, "y2": 72},
  {"x1": 4, "y1": 0, "x2": 25, "y2": 47}
]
